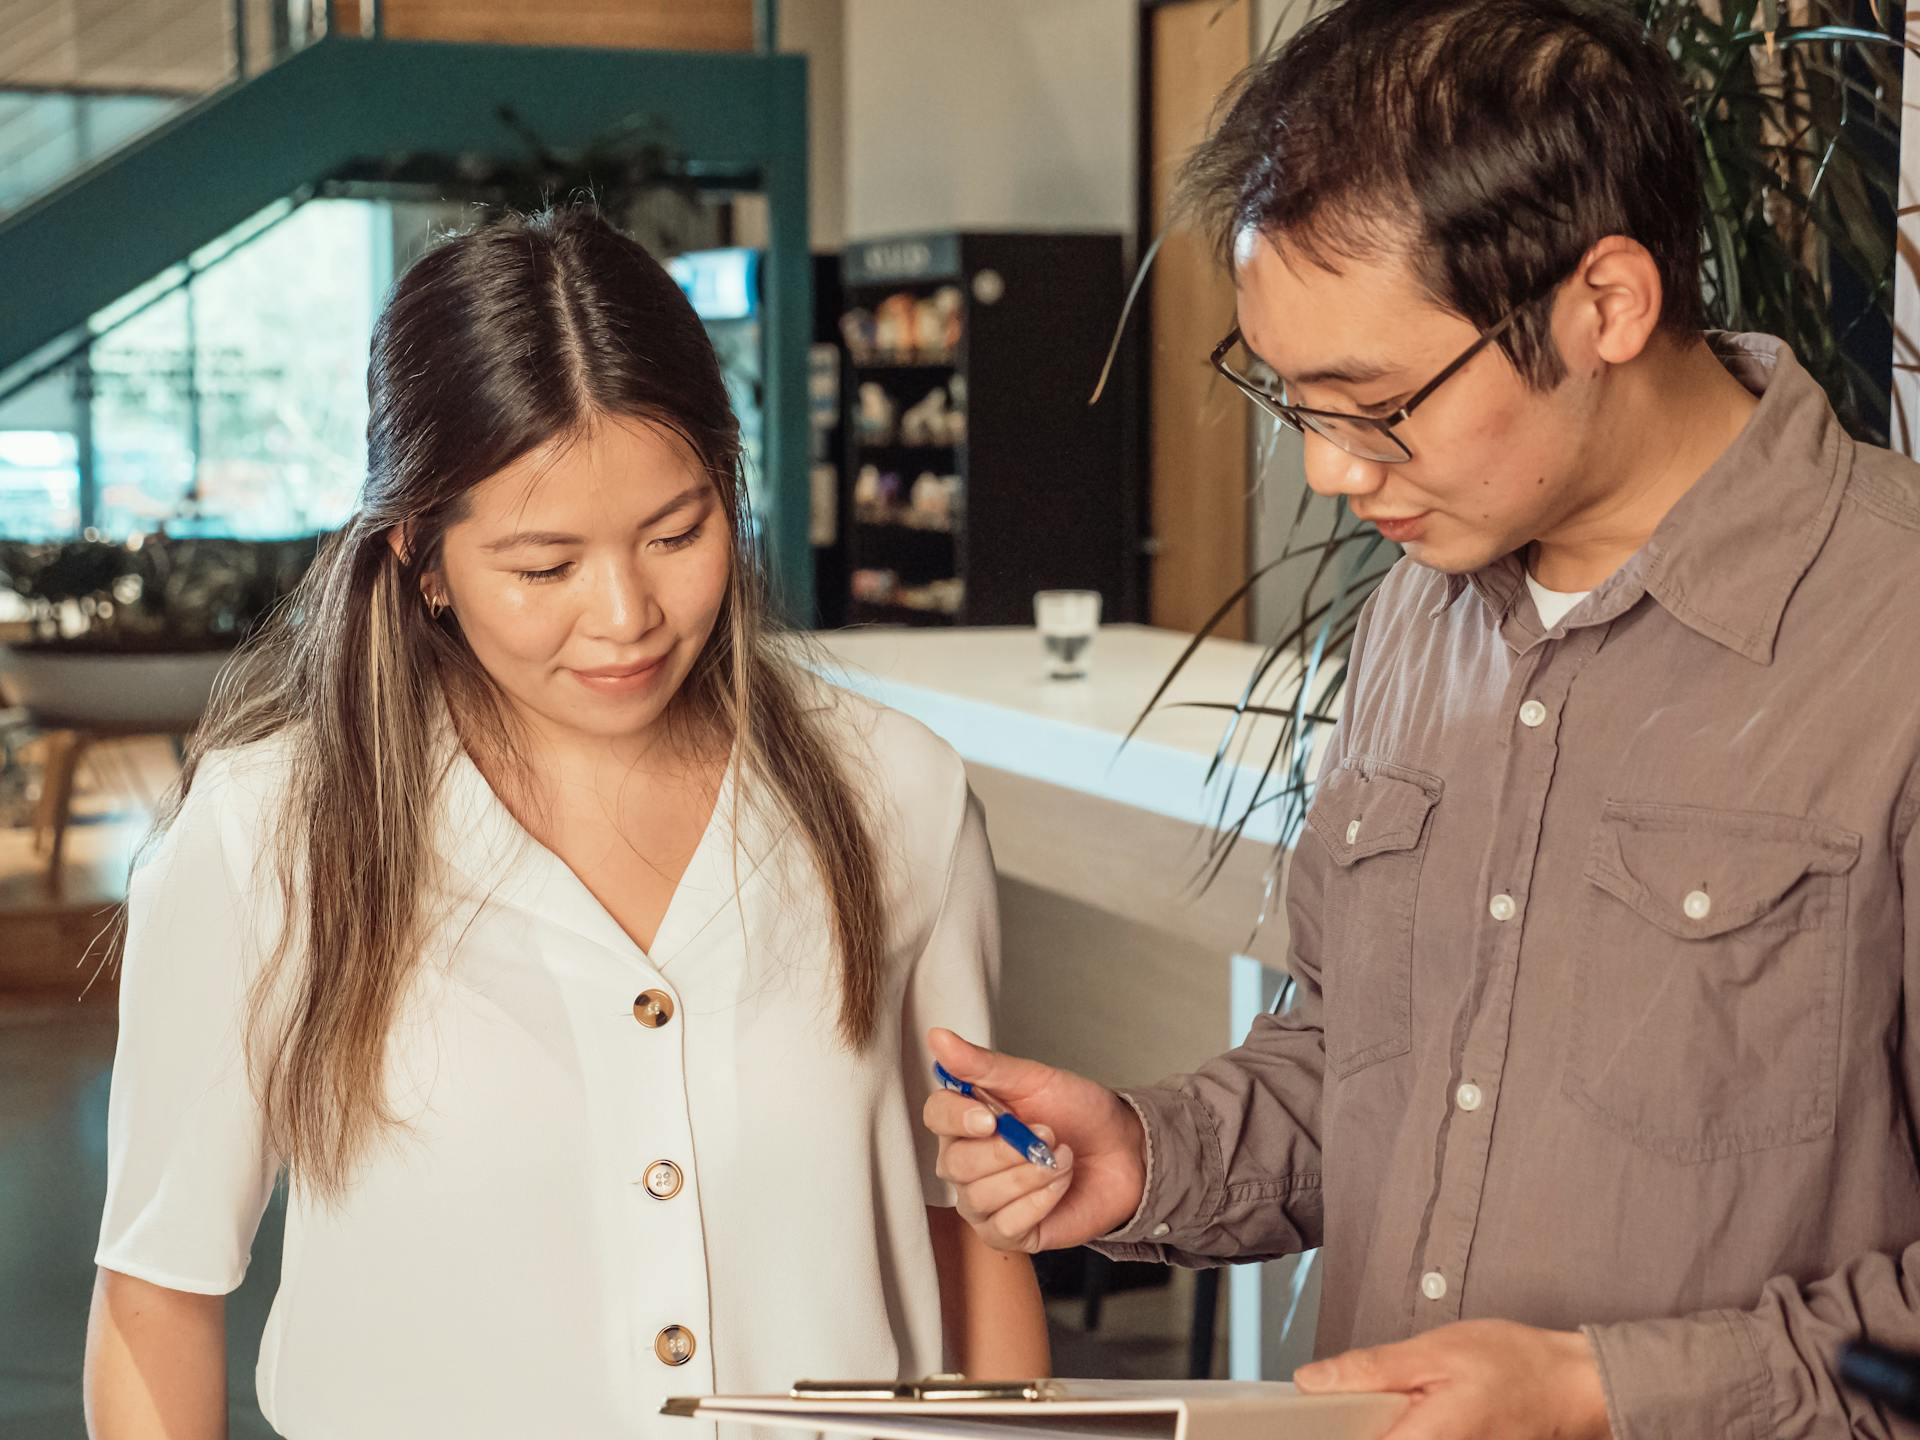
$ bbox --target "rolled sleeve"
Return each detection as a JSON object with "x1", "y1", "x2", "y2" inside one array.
[
  {"x1": 1091, "y1": 1085, "x2": 1228, "y2": 1263},
  {"x1": 1585, "y1": 1310, "x2": 1773, "y2": 1440}
]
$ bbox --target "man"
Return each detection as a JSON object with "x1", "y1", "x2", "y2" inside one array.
[{"x1": 923, "y1": 1, "x2": 1920, "y2": 1436}]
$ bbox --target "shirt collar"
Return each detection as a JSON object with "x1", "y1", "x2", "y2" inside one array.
[
  {"x1": 1432, "y1": 333, "x2": 1852, "y2": 663},
  {"x1": 432, "y1": 720, "x2": 786, "y2": 970}
]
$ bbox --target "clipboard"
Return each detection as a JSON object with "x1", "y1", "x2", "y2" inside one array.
[{"x1": 662, "y1": 1377, "x2": 1408, "y2": 1440}]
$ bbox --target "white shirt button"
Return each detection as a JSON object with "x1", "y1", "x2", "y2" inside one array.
[
  {"x1": 654, "y1": 1325, "x2": 697, "y2": 1366},
  {"x1": 1684, "y1": 890, "x2": 1712, "y2": 921},
  {"x1": 1488, "y1": 893, "x2": 1516, "y2": 923},
  {"x1": 1345, "y1": 820, "x2": 1361, "y2": 845},
  {"x1": 1455, "y1": 1083, "x2": 1483, "y2": 1113},
  {"x1": 1149, "y1": 1222, "x2": 1171, "y2": 1239},
  {"x1": 1519, "y1": 700, "x2": 1548, "y2": 729},
  {"x1": 642, "y1": 1160, "x2": 684, "y2": 1200},
  {"x1": 1420, "y1": 1271, "x2": 1448, "y2": 1301}
]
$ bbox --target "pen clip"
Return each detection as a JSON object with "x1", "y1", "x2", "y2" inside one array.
[{"x1": 933, "y1": 1061, "x2": 974, "y2": 1098}]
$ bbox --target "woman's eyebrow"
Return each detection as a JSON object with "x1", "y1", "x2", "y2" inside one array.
[
  {"x1": 482, "y1": 529, "x2": 579, "y2": 553},
  {"x1": 639, "y1": 484, "x2": 711, "y2": 528},
  {"x1": 480, "y1": 486, "x2": 711, "y2": 553}
]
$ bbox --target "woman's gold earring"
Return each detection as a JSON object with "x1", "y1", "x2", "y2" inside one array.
[{"x1": 426, "y1": 591, "x2": 449, "y2": 618}]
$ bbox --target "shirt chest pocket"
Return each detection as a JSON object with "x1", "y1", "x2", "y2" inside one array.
[
  {"x1": 1306, "y1": 758, "x2": 1442, "y2": 1078},
  {"x1": 1562, "y1": 801, "x2": 1860, "y2": 1163}
]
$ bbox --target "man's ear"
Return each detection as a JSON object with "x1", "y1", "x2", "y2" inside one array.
[{"x1": 1572, "y1": 234, "x2": 1664, "y2": 369}]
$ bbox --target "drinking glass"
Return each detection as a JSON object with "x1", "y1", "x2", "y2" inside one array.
[{"x1": 1034, "y1": 589, "x2": 1102, "y2": 680}]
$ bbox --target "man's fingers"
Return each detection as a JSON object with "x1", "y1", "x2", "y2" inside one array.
[
  {"x1": 950, "y1": 1145, "x2": 1075, "y2": 1216},
  {"x1": 985, "y1": 1169, "x2": 1074, "y2": 1253},
  {"x1": 939, "y1": 1135, "x2": 1045, "y2": 1186},
  {"x1": 1370, "y1": 1396, "x2": 1452, "y2": 1440},
  {"x1": 923, "y1": 1090, "x2": 997, "y2": 1140},
  {"x1": 927, "y1": 1029, "x2": 1060, "y2": 1104}
]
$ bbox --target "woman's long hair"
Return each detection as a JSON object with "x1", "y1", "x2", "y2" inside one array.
[{"x1": 150, "y1": 205, "x2": 887, "y2": 1199}]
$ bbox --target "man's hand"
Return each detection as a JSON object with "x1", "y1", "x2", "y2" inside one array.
[
  {"x1": 1294, "y1": 1320, "x2": 1612, "y2": 1440},
  {"x1": 922, "y1": 1029, "x2": 1148, "y2": 1254}
]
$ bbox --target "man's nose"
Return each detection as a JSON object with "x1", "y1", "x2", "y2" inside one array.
[{"x1": 1302, "y1": 433, "x2": 1391, "y2": 499}]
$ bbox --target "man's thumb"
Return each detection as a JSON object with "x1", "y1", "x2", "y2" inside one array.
[
  {"x1": 928, "y1": 1028, "x2": 1055, "y2": 1102},
  {"x1": 1294, "y1": 1341, "x2": 1425, "y2": 1395}
]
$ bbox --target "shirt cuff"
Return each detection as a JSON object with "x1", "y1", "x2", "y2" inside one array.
[
  {"x1": 1088, "y1": 1085, "x2": 1227, "y2": 1260},
  {"x1": 1584, "y1": 1309, "x2": 1772, "y2": 1440}
]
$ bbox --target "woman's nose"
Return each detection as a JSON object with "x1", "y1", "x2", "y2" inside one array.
[{"x1": 583, "y1": 561, "x2": 659, "y2": 642}]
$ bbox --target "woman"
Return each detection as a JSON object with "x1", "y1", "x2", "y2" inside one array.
[{"x1": 83, "y1": 205, "x2": 1049, "y2": 1438}]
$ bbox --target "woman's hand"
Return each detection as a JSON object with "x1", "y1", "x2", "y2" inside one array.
[{"x1": 923, "y1": 1029, "x2": 1149, "y2": 1255}]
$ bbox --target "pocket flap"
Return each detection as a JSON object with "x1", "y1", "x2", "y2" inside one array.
[
  {"x1": 1309, "y1": 759, "x2": 1443, "y2": 867},
  {"x1": 1585, "y1": 801, "x2": 1860, "y2": 940}
]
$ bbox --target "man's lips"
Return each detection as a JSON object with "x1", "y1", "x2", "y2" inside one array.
[{"x1": 1358, "y1": 510, "x2": 1430, "y2": 542}]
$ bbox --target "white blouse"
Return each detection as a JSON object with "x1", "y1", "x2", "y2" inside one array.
[{"x1": 96, "y1": 690, "x2": 999, "y2": 1439}]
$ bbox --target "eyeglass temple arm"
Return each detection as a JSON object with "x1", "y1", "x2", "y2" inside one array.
[{"x1": 1388, "y1": 305, "x2": 1529, "y2": 424}]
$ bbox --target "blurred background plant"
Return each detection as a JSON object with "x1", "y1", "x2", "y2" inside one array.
[{"x1": 0, "y1": 533, "x2": 322, "y2": 654}]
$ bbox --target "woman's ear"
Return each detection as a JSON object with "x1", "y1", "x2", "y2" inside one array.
[{"x1": 387, "y1": 523, "x2": 450, "y2": 615}]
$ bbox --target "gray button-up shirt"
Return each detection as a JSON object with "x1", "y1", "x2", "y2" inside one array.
[{"x1": 1102, "y1": 335, "x2": 1920, "y2": 1438}]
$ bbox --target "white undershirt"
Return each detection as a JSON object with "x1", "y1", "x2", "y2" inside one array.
[{"x1": 1525, "y1": 570, "x2": 1591, "y2": 629}]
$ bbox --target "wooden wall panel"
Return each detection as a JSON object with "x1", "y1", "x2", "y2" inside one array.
[
  {"x1": 0, "y1": 0, "x2": 753, "y2": 92},
  {"x1": 2, "y1": 0, "x2": 250, "y2": 93},
  {"x1": 1147, "y1": 0, "x2": 1251, "y2": 639},
  {"x1": 377, "y1": 0, "x2": 753, "y2": 51}
]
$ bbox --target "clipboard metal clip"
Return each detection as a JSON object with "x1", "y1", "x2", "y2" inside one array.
[{"x1": 790, "y1": 1376, "x2": 1068, "y2": 1403}]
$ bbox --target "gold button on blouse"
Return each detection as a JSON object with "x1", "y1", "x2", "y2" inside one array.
[
  {"x1": 632, "y1": 990, "x2": 675, "y2": 1028},
  {"x1": 655, "y1": 1324, "x2": 696, "y2": 1366},
  {"x1": 643, "y1": 1160, "x2": 684, "y2": 1200}
]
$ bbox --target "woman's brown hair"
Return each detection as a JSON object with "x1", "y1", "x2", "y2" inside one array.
[{"x1": 148, "y1": 205, "x2": 887, "y2": 1198}]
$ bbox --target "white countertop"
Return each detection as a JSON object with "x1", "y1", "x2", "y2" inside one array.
[{"x1": 813, "y1": 624, "x2": 1334, "y2": 846}]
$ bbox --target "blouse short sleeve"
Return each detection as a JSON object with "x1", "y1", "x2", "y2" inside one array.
[
  {"x1": 899, "y1": 787, "x2": 1001, "y2": 1206},
  {"x1": 95, "y1": 749, "x2": 283, "y2": 1295}
]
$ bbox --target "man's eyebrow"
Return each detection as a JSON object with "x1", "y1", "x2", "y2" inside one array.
[
  {"x1": 479, "y1": 486, "x2": 711, "y2": 553},
  {"x1": 1292, "y1": 358, "x2": 1398, "y2": 388},
  {"x1": 1242, "y1": 335, "x2": 1398, "y2": 389}
]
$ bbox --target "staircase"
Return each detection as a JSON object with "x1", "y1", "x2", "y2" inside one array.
[
  {"x1": 1, "y1": 0, "x2": 316, "y2": 222},
  {"x1": 0, "y1": 0, "x2": 817, "y2": 606}
]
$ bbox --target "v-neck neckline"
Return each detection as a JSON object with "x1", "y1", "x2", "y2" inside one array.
[{"x1": 437, "y1": 740, "x2": 780, "y2": 972}]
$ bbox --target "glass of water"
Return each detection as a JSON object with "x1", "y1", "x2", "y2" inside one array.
[{"x1": 1034, "y1": 589, "x2": 1103, "y2": 680}]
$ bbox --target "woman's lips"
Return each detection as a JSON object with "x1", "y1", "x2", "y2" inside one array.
[{"x1": 569, "y1": 654, "x2": 670, "y2": 696}]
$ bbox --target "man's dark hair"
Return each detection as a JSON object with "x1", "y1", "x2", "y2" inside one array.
[{"x1": 1180, "y1": 0, "x2": 1703, "y2": 388}]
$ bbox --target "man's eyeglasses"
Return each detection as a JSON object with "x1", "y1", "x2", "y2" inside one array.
[{"x1": 1209, "y1": 298, "x2": 1538, "y2": 465}]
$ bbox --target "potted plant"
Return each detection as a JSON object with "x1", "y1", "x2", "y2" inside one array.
[{"x1": 0, "y1": 532, "x2": 322, "y2": 731}]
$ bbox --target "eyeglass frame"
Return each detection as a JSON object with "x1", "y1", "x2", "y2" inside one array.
[{"x1": 1209, "y1": 291, "x2": 1546, "y2": 464}]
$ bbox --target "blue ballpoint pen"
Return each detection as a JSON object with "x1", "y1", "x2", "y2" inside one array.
[{"x1": 933, "y1": 1062, "x2": 1058, "y2": 1170}]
